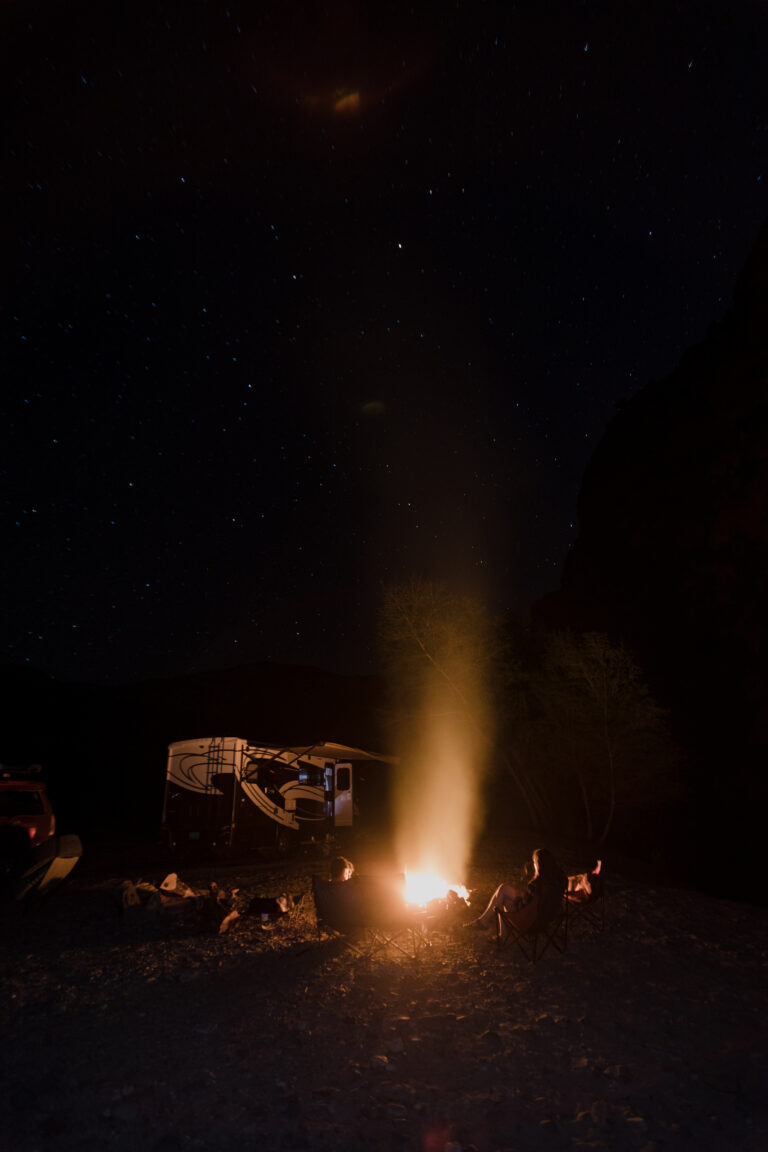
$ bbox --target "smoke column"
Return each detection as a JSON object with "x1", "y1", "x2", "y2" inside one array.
[{"x1": 387, "y1": 586, "x2": 494, "y2": 889}]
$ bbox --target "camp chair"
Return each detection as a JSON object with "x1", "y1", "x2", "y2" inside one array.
[
  {"x1": 496, "y1": 881, "x2": 568, "y2": 963},
  {"x1": 1, "y1": 831, "x2": 82, "y2": 905},
  {"x1": 566, "y1": 861, "x2": 605, "y2": 931},
  {"x1": 312, "y1": 873, "x2": 429, "y2": 960}
]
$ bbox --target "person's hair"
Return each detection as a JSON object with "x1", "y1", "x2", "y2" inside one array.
[{"x1": 329, "y1": 855, "x2": 354, "y2": 882}]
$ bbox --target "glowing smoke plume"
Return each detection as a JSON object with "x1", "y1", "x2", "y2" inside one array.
[{"x1": 380, "y1": 582, "x2": 495, "y2": 898}]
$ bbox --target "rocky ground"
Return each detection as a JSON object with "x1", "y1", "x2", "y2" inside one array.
[{"x1": 2, "y1": 834, "x2": 767, "y2": 1152}]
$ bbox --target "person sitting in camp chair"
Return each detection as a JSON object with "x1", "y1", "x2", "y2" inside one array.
[
  {"x1": 565, "y1": 858, "x2": 605, "y2": 930},
  {"x1": 314, "y1": 855, "x2": 358, "y2": 927},
  {"x1": 566, "y1": 858, "x2": 602, "y2": 903},
  {"x1": 329, "y1": 855, "x2": 355, "y2": 884},
  {"x1": 464, "y1": 847, "x2": 566, "y2": 936}
]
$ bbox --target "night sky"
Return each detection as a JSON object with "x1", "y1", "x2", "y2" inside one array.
[{"x1": 6, "y1": 1, "x2": 766, "y2": 684}]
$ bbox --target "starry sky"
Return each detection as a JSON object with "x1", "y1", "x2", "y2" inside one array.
[{"x1": 6, "y1": 1, "x2": 766, "y2": 684}]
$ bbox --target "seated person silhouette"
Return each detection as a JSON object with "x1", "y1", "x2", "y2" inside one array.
[
  {"x1": 566, "y1": 858, "x2": 602, "y2": 902},
  {"x1": 329, "y1": 855, "x2": 354, "y2": 883},
  {"x1": 465, "y1": 847, "x2": 566, "y2": 935}
]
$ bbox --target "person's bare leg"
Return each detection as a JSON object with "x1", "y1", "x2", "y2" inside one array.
[{"x1": 469, "y1": 883, "x2": 522, "y2": 929}]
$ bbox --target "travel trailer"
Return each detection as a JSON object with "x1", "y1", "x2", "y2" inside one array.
[{"x1": 163, "y1": 736, "x2": 393, "y2": 853}]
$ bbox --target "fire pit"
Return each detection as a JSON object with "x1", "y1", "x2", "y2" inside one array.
[{"x1": 312, "y1": 870, "x2": 467, "y2": 959}]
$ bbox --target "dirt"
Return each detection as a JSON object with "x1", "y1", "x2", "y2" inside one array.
[{"x1": 3, "y1": 837, "x2": 768, "y2": 1152}]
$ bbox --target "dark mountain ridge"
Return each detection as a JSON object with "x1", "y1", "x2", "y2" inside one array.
[{"x1": 537, "y1": 218, "x2": 768, "y2": 891}]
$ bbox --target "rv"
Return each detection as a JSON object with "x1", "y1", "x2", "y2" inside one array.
[{"x1": 163, "y1": 737, "x2": 392, "y2": 853}]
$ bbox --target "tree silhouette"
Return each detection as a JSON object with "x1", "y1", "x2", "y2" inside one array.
[{"x1": 531, "y1": 631, "x2": 681, "y2": 845}]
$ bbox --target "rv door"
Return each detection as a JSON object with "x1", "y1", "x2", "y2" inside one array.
[{"x1": 334, "y1": 762, "x2": 353, "y2": 827}]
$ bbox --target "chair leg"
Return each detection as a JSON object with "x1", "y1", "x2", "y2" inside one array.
[
  {"x1": 568, "y1": 889, "x2": 605, "y2": 931},
  {"x1": 495, "y1": 910, "x2": 517, "y2": 949},
  {"x1": 357, "y1": 924, "x2": 430, "y2": 961}
]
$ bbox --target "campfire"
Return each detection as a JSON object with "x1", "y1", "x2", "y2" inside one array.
[{"x1": 404, "y1": 870, "x2": 469, "y2": 908}]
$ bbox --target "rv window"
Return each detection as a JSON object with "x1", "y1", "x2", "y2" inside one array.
[{"x1": 336, "y1": 766, "x2": 351, "y2": 792}]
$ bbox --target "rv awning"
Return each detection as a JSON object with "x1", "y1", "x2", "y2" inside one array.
[{"x1": 256, "y1": 742, "x2": 397, "y2": 764}]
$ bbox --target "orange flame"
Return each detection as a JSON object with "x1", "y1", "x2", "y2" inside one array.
[{"x1": 404, "y1": 870, "x2": 469, "y2": 906}]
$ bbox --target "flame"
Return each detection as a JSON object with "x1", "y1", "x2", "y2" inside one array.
[{"x1": 405, "y1": 870, "x2": 469, "y2": 906}]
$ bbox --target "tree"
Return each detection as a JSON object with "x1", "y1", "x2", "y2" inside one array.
[{"x1": 531, "y1": 630, "x2": 681, "y2": 845}]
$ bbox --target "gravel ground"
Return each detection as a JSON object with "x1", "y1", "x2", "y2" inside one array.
[{"x1": 3, "y1": 836, "x2": 768, "y2": 1152}]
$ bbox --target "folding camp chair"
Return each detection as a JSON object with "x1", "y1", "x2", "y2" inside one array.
[
  {"x1": 566, "y1": 862, "x2": 605, "y2": 931},
  {"x1": 312, "y1": 875, "x2": 366, "y2": 956},
  {"x1": 1, "y1": 831, "x2": 83, "y2": 905},
  {"x1": 496, "y1": 881, "x2": 568, "y2": 963},
  {"x1": 312, "y1": 874, "x2": 430, "y2": 960}
]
